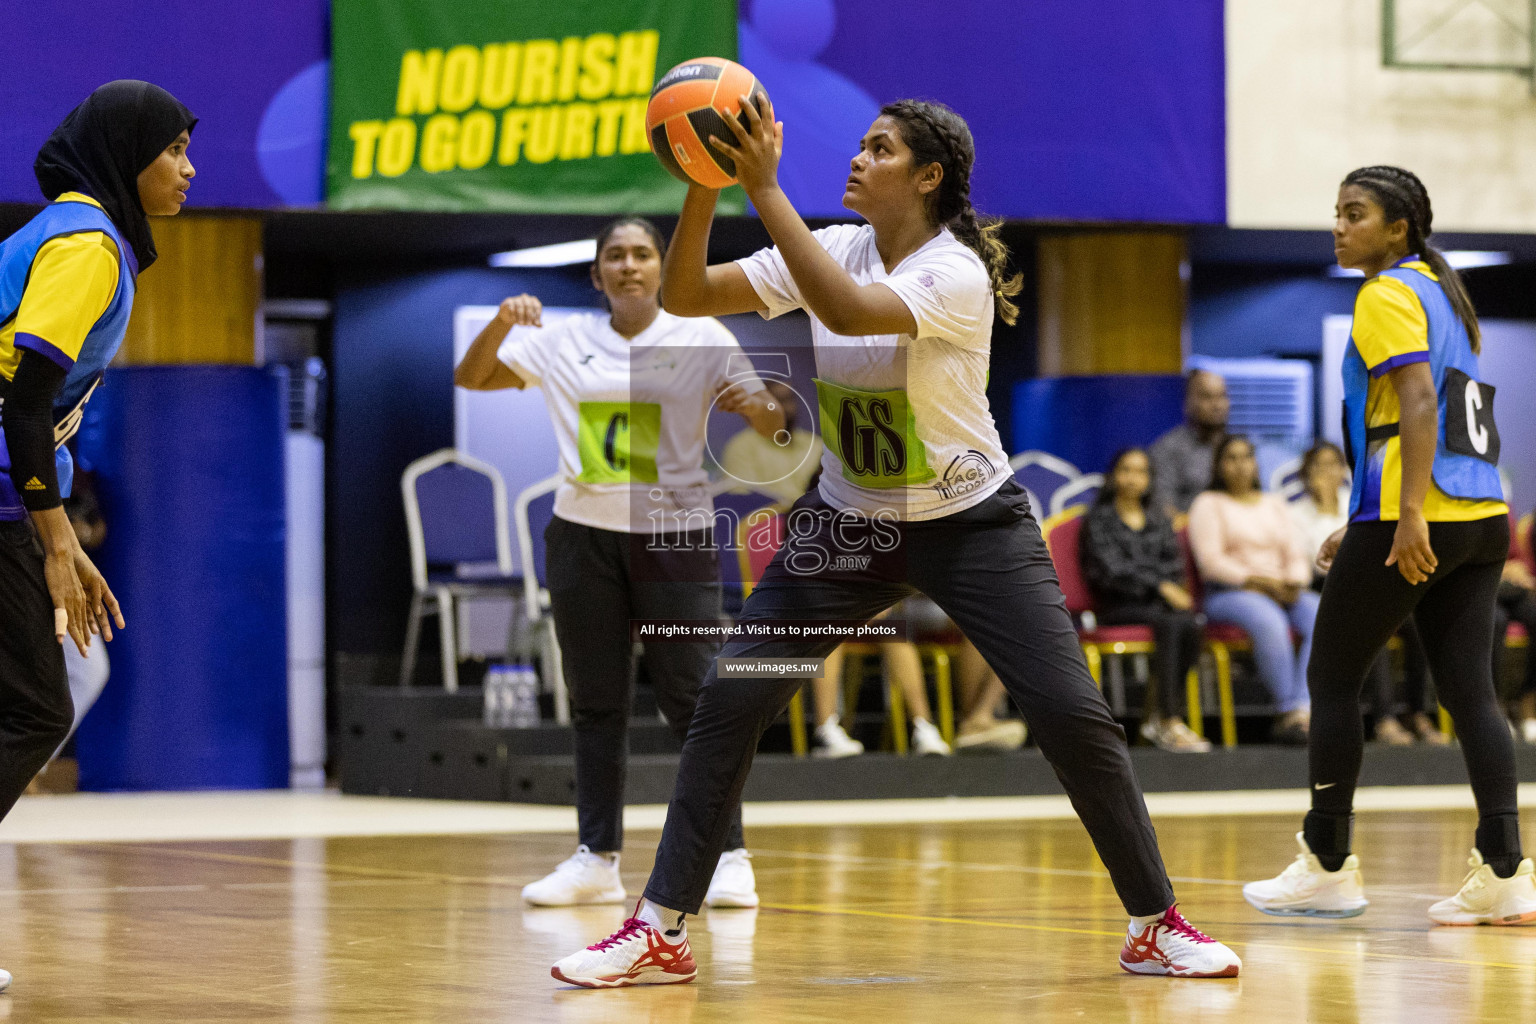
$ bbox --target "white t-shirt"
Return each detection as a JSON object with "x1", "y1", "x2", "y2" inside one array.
[
  {"x1": 498, "y1": 309, "x2": 763, "y2": 533},
  {"x1": 1287, "y1": 486, "x2": 1352, "y2": 571},
  {"x1": 737, "y1": 223, "x2": 1009, "y2": 521}
]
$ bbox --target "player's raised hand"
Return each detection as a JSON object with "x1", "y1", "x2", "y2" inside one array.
[
  {"x1": 709, "y1": 92, "x2": 782, "y2": 198},
  {"x1": 496, "y1": 294, "x2": 543, "y2": 328}
]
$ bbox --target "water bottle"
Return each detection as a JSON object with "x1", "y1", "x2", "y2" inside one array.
[
  {"x1": 483, "y1": 664, "x2": 508, "y2": 727},
  {"x1": 508, "y1": 663, "x2": 541, "y2": 728}
]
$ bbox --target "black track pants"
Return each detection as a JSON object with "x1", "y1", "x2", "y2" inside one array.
[
  {"x1": 546, "y1": 516, "x2": 744, "y2": 854},
  {"x1": 0, "y1": 520, "x2": 74, "y2": 821},
  {"x1": 641, "y1": 482, "x2": 1176, "y2": 917}
]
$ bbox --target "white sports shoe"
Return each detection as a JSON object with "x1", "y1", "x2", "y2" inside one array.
[
  {"x1": 551, "y1": 903, "x2": 696, "y2": 988},
  {"x1": 813, "y1": 714, "x2": 865, "y2": 759},
  {"x1": 0, "y1": 966, "x2": 10, "y2": 992},
  {"x1": 522, "y1": 845, "x2": 628, "y2": 907},
  {"x1": 1428, "y1": 849, "x2": 1536, "y2": 926},
  {"x1": 1119, "y1": 905, "x2": 1241, "y2": 978},
  {"x1": 911, "y1": 717, "x2": 952, "y2": 756},
  {"x1": 704, "y1": 848, "x2": 760, "y2": 908},
  {"x1": 1243, "y1": 833, "x2": 1369, "y2": 918}
]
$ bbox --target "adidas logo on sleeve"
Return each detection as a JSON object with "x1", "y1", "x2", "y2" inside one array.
[{"x1": 22, "y1": 477, "x2": 45, "y2": 491}]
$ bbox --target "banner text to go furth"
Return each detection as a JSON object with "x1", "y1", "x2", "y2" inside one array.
[{"x1": 346, "y1": 31, "x2": 660, "y2": 179}]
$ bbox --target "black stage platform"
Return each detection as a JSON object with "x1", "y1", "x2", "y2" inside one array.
[{"x1": 337, "y1": 686, "x2": 1536, "y2": 805}]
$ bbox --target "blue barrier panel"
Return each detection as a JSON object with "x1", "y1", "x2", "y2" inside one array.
[
  {"x1": 1012, "y1": 376, "x2": 1187, "y2": 478},
  {"x1": 75, "y1": 367, "x2": 289, "y2": 790}
]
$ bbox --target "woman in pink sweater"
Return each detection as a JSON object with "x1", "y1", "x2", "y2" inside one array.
[{"x1": 1188, "y1": 435, "x2": 1319, "y2": 743}]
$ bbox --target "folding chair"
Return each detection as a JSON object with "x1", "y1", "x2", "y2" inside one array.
[
  {"x1": 1043, "y1": 506, "x2": 1235, "y2": 748},
  {"x1": 400, "y1": 449, "x2": 521, "y2": 692},
  {"x1": 512, "y1": 474, "x2": 569, "y2": 725}
]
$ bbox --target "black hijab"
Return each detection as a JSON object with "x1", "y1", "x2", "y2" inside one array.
[{"x1": 33, "y1": 80, "x2": 197, "y2": 275}]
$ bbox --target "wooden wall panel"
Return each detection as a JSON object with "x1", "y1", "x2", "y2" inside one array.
[
  {"x1": 1036, "y1": 231, "x2": 1185, "y2": 376},
  {"x1": 117, "y1": 213, "x2": 262, "y2": 365}
]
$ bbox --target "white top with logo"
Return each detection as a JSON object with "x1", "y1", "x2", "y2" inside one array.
[
  {"x1": 737, "y1": 224, "x2": 1009, "y2": 521},
  {"x1": 498, "y1": 309, "x2": 763, "y2": 534}
]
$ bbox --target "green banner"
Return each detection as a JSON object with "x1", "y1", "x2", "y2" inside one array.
[{"x1": 327, "y1": 0, "x2": 740, "y2": 213}]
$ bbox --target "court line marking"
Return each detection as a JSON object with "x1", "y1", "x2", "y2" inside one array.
[
  {"x1": 759, "y1": 901, "x2": 1531, "y2": 971},
  {"x1": 746, "y1": 846, "x2": 1460, "y2": 902}
]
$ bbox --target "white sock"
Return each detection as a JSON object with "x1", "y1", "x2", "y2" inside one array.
[
  {"x1": 638, "y1": 898, "x2": 687, "y2": 938},
  {"x1": 1129, "y1": 907, "x2": 1168, "y2": 931}
]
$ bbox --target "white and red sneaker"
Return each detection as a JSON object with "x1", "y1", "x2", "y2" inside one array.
[
  {"x1": 551, "y1": 904, "x2": 697, "y2": 989},
  {"x1": 1119, "y1": 905, "x2": 1241, "y2": 978}
]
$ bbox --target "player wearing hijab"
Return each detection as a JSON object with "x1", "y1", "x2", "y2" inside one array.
[{"x1": 0, "y1": 80, "x2": 196, "y2": 990}]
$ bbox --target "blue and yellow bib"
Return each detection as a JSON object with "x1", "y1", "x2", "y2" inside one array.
[
  {"x1": 1342, "y1": 258, "x2": 1505, "y2": 523},
  {"x1": 0, "y1": 196, "x2": 136, "y2": 519}
]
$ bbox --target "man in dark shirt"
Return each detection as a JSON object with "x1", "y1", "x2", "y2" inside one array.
[{"x1": 1149, "y1": 370, "x2": 1230, "y2": 517}]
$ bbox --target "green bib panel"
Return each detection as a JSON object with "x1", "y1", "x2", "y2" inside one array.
[
  {"x1": 814, "y1": 378, "x2": 934, "y2": 489},
  {"x1": 575, "y1": 401, "x2": 661, "y2": 484}
]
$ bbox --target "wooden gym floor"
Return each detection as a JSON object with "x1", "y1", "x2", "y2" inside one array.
[
  {"x1": 3, "y1": 798, "x2": 1536, "y2": 1024},
  {"x1": 3, "y1": 799, "x2": 1535, "y2": 1023}
]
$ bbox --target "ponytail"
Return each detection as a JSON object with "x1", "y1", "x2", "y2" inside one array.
[
  {"x1": 880, "y1": 99, "x2": 1024, "y2": 326},
  {"x1": 1342, "y1": 165, "x2": 1481, "y2": 353},
  {"x1": 1418, "y1": 245, "x2": 1480, "y2": 353}
]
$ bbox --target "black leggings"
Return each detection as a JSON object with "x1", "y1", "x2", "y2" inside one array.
[
  {"x1": 1096, "y1": 601, "x2": 1201, "y2": 720},
  {"x1": 1306, "y1": 516, "x2": 1519, "y2": 866},
  {"x1": 545, "y1": 516, "x2": 744, "y2": 855},
  {"x1": 0, "y1": 521, "x2": 75, "y2": 822},
  {"x1": 642, "y1": 481, "x2": 1176, "y2": 917}
]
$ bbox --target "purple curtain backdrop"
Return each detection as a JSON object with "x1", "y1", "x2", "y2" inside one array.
[
  {"x1": 748, "y1": 0, "x2": 1226, "y2": 223},
  {"x1": 1, "y1": 0, "x2": 327, "y2": 208}
]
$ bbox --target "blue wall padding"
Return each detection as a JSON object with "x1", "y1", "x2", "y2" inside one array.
[
  {"x1": 1013, "y1": 376, "x2": 1187, "y2": 477},
  {"x1": 1190, "y1": 275, "x2": 1358, "y2": 358},
  {"x1": 74, "y1": 367, "x2": 289, "y2": 791}
]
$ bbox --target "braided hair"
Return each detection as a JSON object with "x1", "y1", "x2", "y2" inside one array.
[
  {"x1": 1342, "y1": 165, "x2": 1481, "y2": 352},
  {"x1": 879, "y1": 100, "x2": 1023, "y2": 326}
]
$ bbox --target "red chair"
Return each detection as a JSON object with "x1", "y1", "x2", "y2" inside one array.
[
  {"x1": 1042, "y1": 507, "x2": 1235, "y2": 748},
  {"x1": 733, "y1": 507, "x2": 955, "y2": 756}
]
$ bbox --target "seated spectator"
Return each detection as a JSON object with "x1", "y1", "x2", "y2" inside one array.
[
  {"x1": 1288, "y1": 441, "x2": 1442, "y2": 746},
  {"x1": 1080, "y1": 448, "x2": 1209, "y2": 752},
  {"x1": 903, "y1": 595, "x2": 1025, "y2": 751},
  {"x1": 1493, "y1": 514, "x2": 1536, "y2": 743},
  {"x1": 953, "y1": 640, "x2": 1028, "y2": 752},
  {"x1": 1149, "y1": 370, "x2": 1230, "y2": 519},
  {"x1": 813, "y1": 615, "x2": 951, "y2": 758},
  {"x1": 720, "y1": 380, "x2": 823, "y2": 506},
  {"x1": 1189, "y1": 435, "x2": 1318, "y2": 744}
]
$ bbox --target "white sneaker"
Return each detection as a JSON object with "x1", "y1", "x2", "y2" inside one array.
[
  {"x1": 1428, "y1": 850, "x2": 1536, "y2": 926},
  {"x1": 1119, "y1": 905, "x2": 1241, "y2": 978},
  {"x1": 813, "y1": 714, "x2": 864, "y2": 758},
  {"x1": 551, "y1": 902, "x2": 696, "y2": 988},
  {"x1": 1141, "y1": 716, "x2": 1213, "y2": 753},
  {"x1": 0, "y1": 966, "x2": 9, "y2": 992},
  {"x1": 955, "y1": 718, "x2": 1027, "y2": 752},
  {"x1": 911, "y1": 717, "x2": 952, "y2": 756},
  {"x1": 1243, "y1": 833, "x2": 1369, "y2": 918},
  {"x1": 522, "y1": 845, "x2": 628, "y2": 906},
  {"x1": 704, "y1": 848, "x2": 760, "y2": 908}
]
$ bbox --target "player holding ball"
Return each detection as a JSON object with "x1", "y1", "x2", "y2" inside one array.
[{"x1": 551, "y1": 59, "x2": 1240, "y2": 988}]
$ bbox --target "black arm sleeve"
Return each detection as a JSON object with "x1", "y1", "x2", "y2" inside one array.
[{"x1": 2, "y1": 349, "x2": 67, "y2": 512}]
